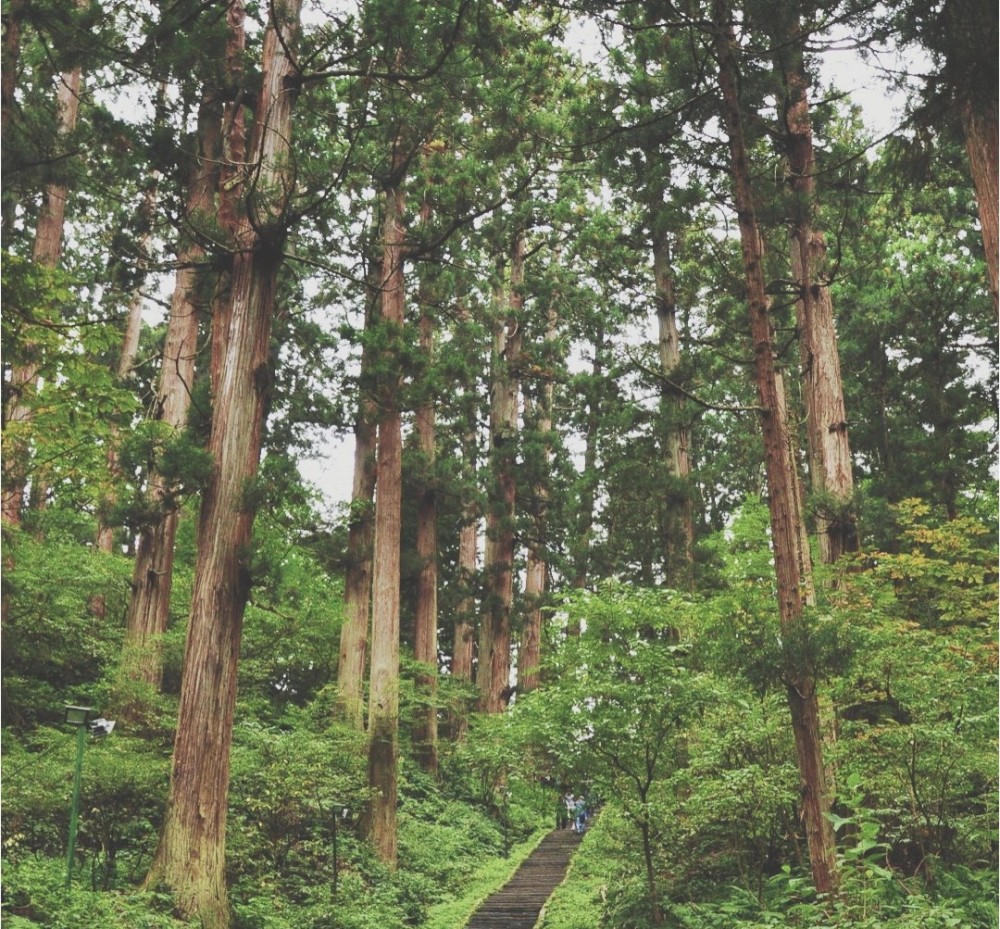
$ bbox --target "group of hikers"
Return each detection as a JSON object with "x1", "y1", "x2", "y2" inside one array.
[{"x1": 557, "y1": 791, "x2": 592, "y2": 834}]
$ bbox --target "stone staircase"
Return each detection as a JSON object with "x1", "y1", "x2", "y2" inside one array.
[{"x1": 464, "y1": 828, "x2": 583, "y2": 929}]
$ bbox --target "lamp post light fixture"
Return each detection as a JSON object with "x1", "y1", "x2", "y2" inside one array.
[
  {"x1": 64, "y1": 705, "x2": 93, "y2": 727},
  {"x1": 62, "y1": 705, "x2": 115, "y2": 888}
]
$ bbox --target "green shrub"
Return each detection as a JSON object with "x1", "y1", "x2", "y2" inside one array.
[
  {"x1": 1, "y1": 857, "x2": 188, "y2": 929},
  {"x1": 422, "y1": 829, "x2": 549, "y2": 929},
  {"x1": 2, "y1": 729, "x2": 167, "y2": 888}
]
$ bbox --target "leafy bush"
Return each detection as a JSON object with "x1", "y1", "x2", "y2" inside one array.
[
  {"x1": 1, "y1": 857, "x2": 188, "y2": 929},
  {"x1": 540, "y1": 809, "x2": 997, "y2": 929},
  {"x1": 1, "y1": 531, "x2": 133, "y2": 730},
  {"x1": 398, "y1": 800, "x2": 504, "y2": 886},
  {"x1": 227, "y1": 717, "x2": 368, "y2": 892},
  {"x1": 2, "y1": 728, "x2": 167, "y2": 888},
  {"x1": 825, "y1": 504, "x2": 998, "y2": 875}
]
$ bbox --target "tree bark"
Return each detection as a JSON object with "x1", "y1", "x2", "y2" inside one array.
[
  {"x1": 115, "y1": 95, "x2": 219, "y2": 706},
  {"x1": 452, "y1": 403, "x2": 479, "y2": 688},
  {"x1": 571, "y1": 323, "x2": 604, "y2": 597},
  {"x1": 940, "y1": 0, "x2": 999, "y2": 313},
  {"x1": 651, "y1": 229, "x2": 694, "y2": 587},
  {"x1": 143, "y1": 3, "x2": 301, "y2": 924},
  {"x1": 452, "y1": 512, "x2": 478, "y2": 684},
  {"x1": 449, "y1": 302, "x2": 479, "y2": 693},
  {"x1": 448, "y1": 388, "x2": 479, "y2": 739},
  {"x1": 96, "y1": 171, "x2": 163, "y2": 558},
  {"x1": 519, "y1": 298, "x2": 556, "y2": 693},
  {"x1": 336, "y1": 288, "x2": 379, "y2": 729},
  {"x1": 520, "y1": 545, "x2": 544, "y2": 693},
  {"x1": 364, "y1": 166, "x2": 406, "y2": 865},
  {"x1": 30, "y1": 73, "x2": 80, "y2": 268},
  {"x1": 960, "y1": 102, "x2": 998, "y2": 314},
  {"x1": 413, "y1": 278, "x2": 439, "y2": 773},
  {"x1": 710, "y1": 0, "x2": 838, "y2": 895},
  {"x1": 477, "y1": 234, "x2": 524, "y2": 714},
  {"x1": 779, "y1": 23, "x2": 857, "y2": 565}
]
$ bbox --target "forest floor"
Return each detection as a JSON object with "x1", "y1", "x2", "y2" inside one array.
[{"x1": 464, "y1": 827, "x2": 584, "y2": 929}]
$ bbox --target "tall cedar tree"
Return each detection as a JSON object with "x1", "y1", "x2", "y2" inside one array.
[
  {"x1": 114, "y1": 94, "x2": 219, "y2": 704},
  {"x1": 939, "y1": 0, "x2": 998, "y2": 311},
  {"x1": 95, "y1": 166, "x2": 162, "y2": 556},
  {"x1": 143, "y1": 2, "x2": 302, "y2": 924},
  {"x1": 412, "y1": 235, "x2": 440, "y2": 773},
  {"x1": 448, "y1": 305, "x2": 480, "y2": 736},
  {"x1": 364, "y1": 153, "x2": 406, "y2": 865},
  {"x1": 570, "y1": 322, "x2": 604, "y2": 595},
  {"x1": 477, "y1": 232, "x2": 524, "y2": 713},
  {"x1": 769, "y1": 4, "x2": 857, "y2": 563},
  {"x1": 651, "y1": 222, "x2": 695, "y2": 585},
  {"x1": 710, "y1": 0, "x2": 838, "y2": 893},
  {"x1": 337, "y1": 274, "x2": 379, "y2": 729},
  {"x1": 624, "y1": 26, "x2": 697, "y2": 585},
  {"x1": 519, "y1": 291, "x2": 557, "y2": 692}
]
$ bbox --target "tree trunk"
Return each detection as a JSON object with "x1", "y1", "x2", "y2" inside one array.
[
  {"x1": 960, "y1": 102, "x2": 998, "y2": 314},
  {"x1": 336, "y1": 288, "x2": 379, "y2": 729},
  {"x1": 115, "y1": 95, "x2": 219, "y2": 707},
  {"x1": 447, "y1": 398, "x2": 479, "y2": 739},
  {"x1": 452, "y1": 512, "x2": 478, "y2": 684},
  {"x1": 2, "y1": 63, "x2": 82, "y2": 525},
  {"x1": 478, "y1": 234, "x2": 523, "y2": 714},
  {"x1": 774, "y1": 363, "x2": 817, "y2": 606},
  {"x1": 364, "y1": 169, "x2": 406, "y2": 866},
  {"x1": 780, "y1": 26, "x2": 857, "y2": 565},
  {"x1": 520, "y1": 547, "x2": 544, "y2": 693},
  {"x1": 413, "y1": 280, "x2": 439, "y2": 774},
  {"x1": 31, "y1": 73, "x2": 80, "y2": 268},
  {"x1": 519, "y1": 299, "x2": 556, "y2": 693},
  {"x1": 640, "y1": 816, "x2": 664, "y2": 925},
  {"x1": 444, "y1": 302, "x2": 480, "y2": 738},
  {"x1": 96, "y1": 171, "x2": 163, "y2": 558},
  {"x1": 651, "y1": 229, "x2": 694, "y2": 588},
  {"x1": 143, "y1": 4, "x2": 301, "y2": 924},
  {"x1": 710, "y1": 0, "x2": 838, "y2": 895},
  {"x1": 940, "y1": 0, "x2": 999, "y2": 314},
  {"x1": 571, "y1": 324, "x2": 604, "y2": 596}
]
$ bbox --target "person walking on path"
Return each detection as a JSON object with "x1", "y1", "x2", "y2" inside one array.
[{"x1": 564, "y1": 793, "x2": 577, "y2": 831}]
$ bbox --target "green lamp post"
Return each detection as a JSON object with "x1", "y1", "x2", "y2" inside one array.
[
  {"x1": 63, "y1": 706, "x2": 115, "y2": 888},
  {"x1": 64, "y1": 705, "x2": 92, "y2": 888}
]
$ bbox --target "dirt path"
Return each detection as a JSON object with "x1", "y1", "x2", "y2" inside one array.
[{"x1": 464, "y1": 828, "x2": 583, "y2": 929}]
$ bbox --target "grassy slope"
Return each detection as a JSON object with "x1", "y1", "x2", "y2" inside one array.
[{"x1": 421, "y1": 828, "x2": 550, "y2": 929}]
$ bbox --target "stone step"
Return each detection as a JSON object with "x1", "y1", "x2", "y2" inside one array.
[{"x1": 464, "y1": 829, "x2": 583, "y2": 929}]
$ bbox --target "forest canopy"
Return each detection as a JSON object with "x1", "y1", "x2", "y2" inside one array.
[{"x1": 1, "y1": 0, "x2": 996, "y2": 928}]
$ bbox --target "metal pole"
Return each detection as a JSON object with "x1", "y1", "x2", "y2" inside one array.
[
  {"x1": 502, "y1": 795, "x2": 510, "y2": 858},
  {"x1": 332, "y1": 812, "x2": 338, "y2": 896},
  {"x1": 65, "y1": 724, "x2": 86, "y2": 887}
]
